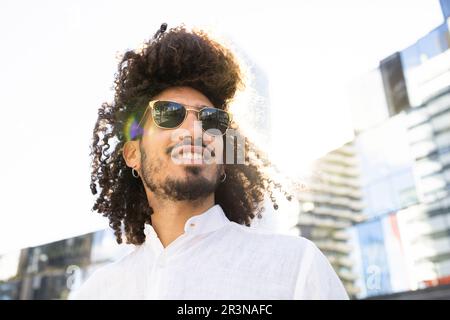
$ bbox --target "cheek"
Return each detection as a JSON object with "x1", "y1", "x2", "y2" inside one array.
[{"x1": 142, "y1": 127, "x2": 173, "y2": 156}]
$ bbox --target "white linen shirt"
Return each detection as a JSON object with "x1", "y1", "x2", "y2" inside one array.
[{"x1": 70, "y1": 205, "x2": 348, "y2": 300}]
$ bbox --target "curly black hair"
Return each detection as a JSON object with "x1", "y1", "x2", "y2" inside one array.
[{"x1": 90, "y1": 24, "x2": 291, "y2": 245}]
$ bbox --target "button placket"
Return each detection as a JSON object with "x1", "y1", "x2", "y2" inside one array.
[
  {"x1": 146, "y1": 234, "x2": 189, "y2": 299},
  {"x1": 145, "y1": 248, "x2": 162, "y2": 299},
  {"x1": 157, "y1": 252, "x2": 167, "y2": 268}
]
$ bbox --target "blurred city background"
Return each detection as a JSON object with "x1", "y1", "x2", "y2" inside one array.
[{"x1": 1, "y1": 0, "x2": 450, "y2": 299}]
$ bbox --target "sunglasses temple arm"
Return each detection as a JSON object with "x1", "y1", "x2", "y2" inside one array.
[{"x1": 137, "y1": 103, "x2": 152, "y2": 129}]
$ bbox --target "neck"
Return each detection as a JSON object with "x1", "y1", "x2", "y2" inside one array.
[{"x1": 147, "y1": 193, "x2": 215, "y2": 248}]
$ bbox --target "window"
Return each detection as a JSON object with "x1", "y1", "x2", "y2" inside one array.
[{"x1": 418, "y1": 24, "x2": 449, "y2": 61}]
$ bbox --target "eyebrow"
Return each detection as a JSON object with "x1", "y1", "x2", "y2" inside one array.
[{"x1": 174, "y1": 101, "x2": 214, "y2": 109}]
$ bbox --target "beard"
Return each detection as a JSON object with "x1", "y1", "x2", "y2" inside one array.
[{"x1": 140, "y1": 146, "x2": 222, "y2": 201}]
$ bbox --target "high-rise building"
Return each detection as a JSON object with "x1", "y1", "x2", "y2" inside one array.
[
  {"x1": 347, "y1": 4, "x2": 450, "y2": 298},
  {"x1": 296, "y1": 141, "x2": 364, "y2": 298},
  {"x1": 0, "y1": 229, "x2": 132, "y2": 300},
  {"x1": 348, "y1": 114, "x2": 420, "y2": 298}
]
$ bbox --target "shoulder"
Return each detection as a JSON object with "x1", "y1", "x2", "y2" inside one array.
[
  {"x1": 68, "y1": 245, "x2": 146, "y2": 300},
  {"x1": 220, "y1": 222, "x2": 316, "y2": 268},
  {"x1": 226, "y1": 221, "x2": 313, "y2": 251},
  {"x1": 292, "y1": 239, "x2": 349, "y2": 300},
  {"x1": 224, "y1": 223, "x2": 348, "y2": 299}
]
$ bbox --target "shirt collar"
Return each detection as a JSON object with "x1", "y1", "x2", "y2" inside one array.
[
  {"x1": 144, "y1": 204, "x2": 230, "y2": 239},
  {"x1": 183, "y1": 204, "x2": 230, "y2": 235}
]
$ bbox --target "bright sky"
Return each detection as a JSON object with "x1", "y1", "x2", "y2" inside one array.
[{"x1": 0, "y1": 0, "x2": 443, "y2": 254}]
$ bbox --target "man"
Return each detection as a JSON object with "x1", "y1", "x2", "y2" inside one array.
[{"x1": 70, "y1": 23, "x2": 348, "y2": 299}]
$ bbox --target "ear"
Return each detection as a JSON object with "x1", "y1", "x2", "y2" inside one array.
[{"x1": 122, "y1": 141, "x2": 141, "y2": 170}]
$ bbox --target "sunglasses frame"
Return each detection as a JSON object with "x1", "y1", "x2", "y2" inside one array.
[{"x1": 138, "y1": 100, "x2": 233, "y2": 136}]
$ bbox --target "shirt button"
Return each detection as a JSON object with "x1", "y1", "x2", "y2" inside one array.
[{"x1": 190, "y1": 223, "x2": 195, "y2": 228}]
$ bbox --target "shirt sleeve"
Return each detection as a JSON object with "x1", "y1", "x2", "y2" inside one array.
[
  {"x1": 293, "y1": 240, "x2": 349, "y2": 300},
  {"x1": 68, "y1": 265, "x2": 111, "y2": 300}
]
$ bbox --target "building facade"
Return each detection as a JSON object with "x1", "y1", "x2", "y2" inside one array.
[
  {"x1": 347, "y1": 4, "x2": 450, "y2": 299},
  {"x1": 296, "y1": 142, "x2": 364, "y2": 298},
  {"x1": 0, "y1": 229, "x2": 132, "y2": 300}
]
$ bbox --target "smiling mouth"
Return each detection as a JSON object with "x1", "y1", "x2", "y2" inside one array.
[{"x1": 170, "y1": 145, "x2": 215, "y2": 164}]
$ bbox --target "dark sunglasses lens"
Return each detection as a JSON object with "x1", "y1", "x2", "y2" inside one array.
[
  {"x1": 152, "y1": 101, "x2": 186, "y2": 128},
  {"x1": 199, "y1": 108, "x2": 230, "y2": 135}
]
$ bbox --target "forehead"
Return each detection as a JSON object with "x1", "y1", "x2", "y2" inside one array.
[{"x1": 152, "y1": 86, "x2": 214, "y2": 108}]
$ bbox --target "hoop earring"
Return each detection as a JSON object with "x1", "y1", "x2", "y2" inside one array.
[
  {"x1": 132, "y1": 168, "x2": 139, "y2": 178},
  {"x1": 220, "y1": 172, "x2": 226, "y2": 183}
]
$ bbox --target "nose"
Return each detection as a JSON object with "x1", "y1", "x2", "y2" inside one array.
[
  {"x1": 175, "y1": 110, "x2": 206, "y2": 144},
  {"x1": 181, "y1": 110, "x2": 202, "y2": 134}
]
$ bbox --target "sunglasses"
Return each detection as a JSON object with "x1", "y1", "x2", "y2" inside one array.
[{"x1": 138, "y1": 100, "x2": 233, "y2": 136}]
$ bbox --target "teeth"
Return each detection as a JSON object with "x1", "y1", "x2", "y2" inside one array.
[{"x1": 181, "y1": 152, "x2": 203, "y2": 160}]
